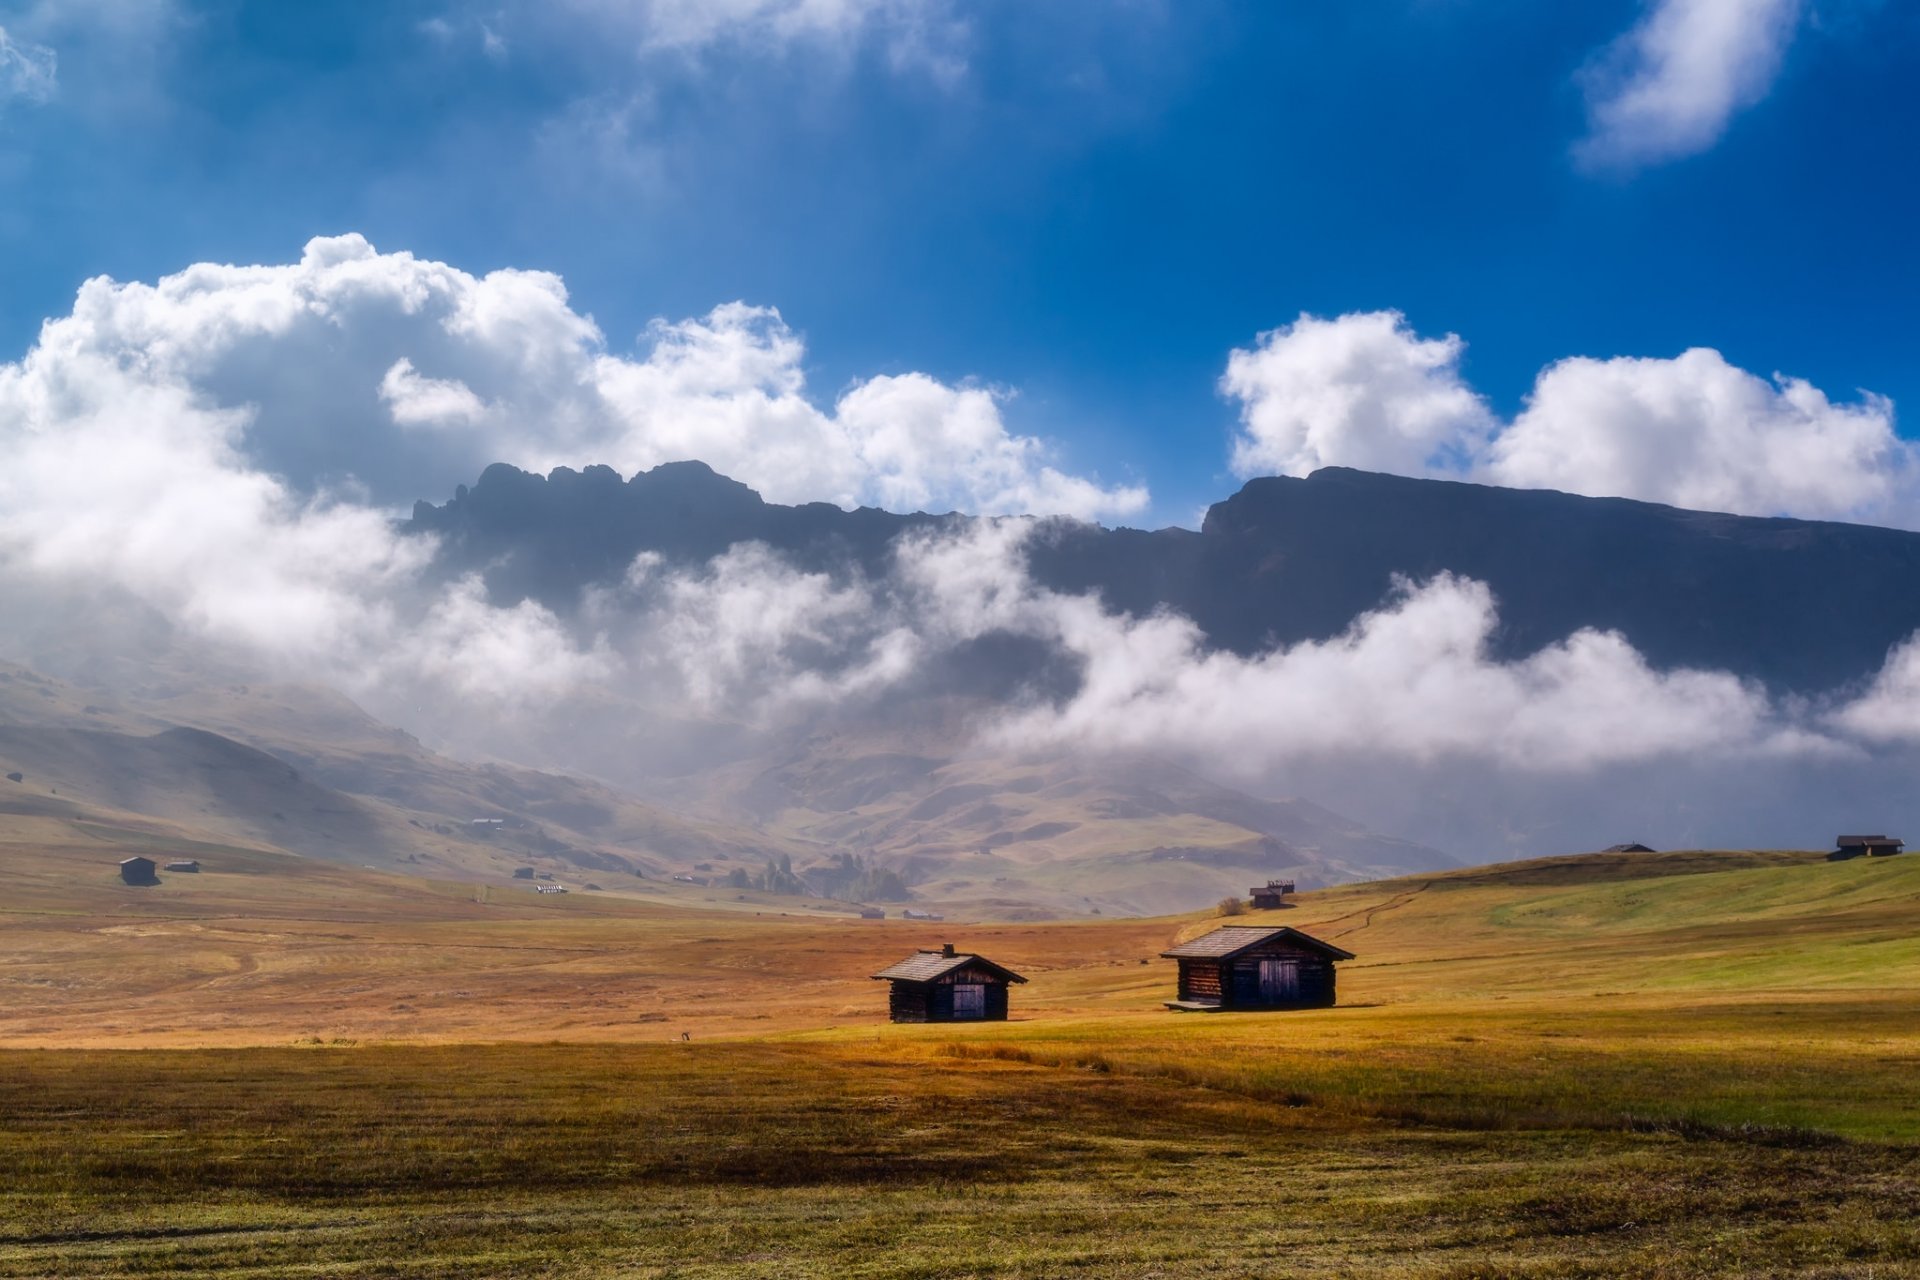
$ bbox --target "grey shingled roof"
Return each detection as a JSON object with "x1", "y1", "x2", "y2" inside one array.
[
  {"x1": 870, "y1": 951, "x2": 1027, "y2": 984},
  {"x1": 1161, "y1": 925, "x2": 1355, "y2": 962}
]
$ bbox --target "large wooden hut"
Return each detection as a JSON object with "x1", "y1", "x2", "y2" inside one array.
[
  {"x1": 872, "y1": 944, "x2": 1026, "y2": 1023},
  {"x1": 119, "y1": 856, "x2": 158, "y2": 885},
  {"x1": 1162, "y1": 925, "x2": 1353, "y2": 1011}
]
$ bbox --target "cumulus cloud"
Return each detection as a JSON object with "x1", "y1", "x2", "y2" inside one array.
[
  {"x1": 1488, "y1": 349, "x2": 1906, "y2": 519},
  {"x1": 1223, "y1": 310, "x2": 1912, "y2": 526},
  {"x1": 1223, "y1": 311, "x2": 1495, "y2": 479},
  {"x1": 0, "y1": 24, "x2": 57, "y2": 106},
  {"x1": 0, "y1": 233, "x2": 1144, "y2": 735},
  {"x1": 10, "y1": 234, "x2": 1142, "y2": 519},
  {"x1": 1575, "y1": 0, "x2": 1805, "y2": 171}
]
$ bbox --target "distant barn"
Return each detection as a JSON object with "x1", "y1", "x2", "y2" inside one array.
[
  {"x1": 119, "y1": 856, "x2": 158, "y2": 885},
  {"x1": 1162, "y1": 925, "x2": 1353, "y2": 1012},
  {"x1": 1602, "y1": 842, "x2": 1656, "y2": 854},
  {"x1": 1832, "y1": 834, "x2": 1904, "y2": 860},
  {"x1": 872, "y1": 943, "x2": 1026, "y2": 1023},
  {"x1": 164, "y1": 860, "x2": 200, "y2": 873},
  {"x1": 1249, "y1": 879, "x2": 1295, "y2": 909}
]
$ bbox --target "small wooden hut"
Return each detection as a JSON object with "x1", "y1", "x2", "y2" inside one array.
[
  {"x1": 1162, "y1": 925, "x2": 1353, "y2": 1012},
  {"x1": 872, "y1": 943, "x2": 1026, "y2": 1023},
  {"x1": 1602, "y1": 842, "x2": 1656, "y2": 854},
  {"x1": 164, "y1": 860, "x2": 201, "y2": 873},
  {"x1": 119, "y1": 856, "x2": 158, "y2": 885},
  {"x1": 1249, "y1": 879, "x2": 1296, "y2": 909},
  {"x1": 1833, "y1": 834, "x2": 1904, "y2": 860}
]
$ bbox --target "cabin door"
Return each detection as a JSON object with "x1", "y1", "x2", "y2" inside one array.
[
  {"x1": 1258, "y1": 959, "x2": 1300, "y2": 1002},
  {"x1": 951, "y1": 983, "x2": 986, "y2": 1019}
]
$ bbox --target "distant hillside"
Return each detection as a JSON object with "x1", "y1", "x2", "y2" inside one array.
[
  {"x1": 0, "y1": 662, "x2": 813, "y2": 885},
  {"x1": 410, "y1": 461, "x2": 1920, "y2": 695},
  {"x1": 0, "y1": 659, "x2": 1445, "y2": 916},
  {"x1": 676, "y1": 733, "x2": 1454, "y2": 917}
]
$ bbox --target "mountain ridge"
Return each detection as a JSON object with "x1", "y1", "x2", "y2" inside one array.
[{"x1": 408, "y1": 461, "x2": 1920, "y2": 695}]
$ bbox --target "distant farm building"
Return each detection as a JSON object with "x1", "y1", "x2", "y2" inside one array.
[
  {"x1": 1249, "y1": 879, "x2": 1295, "y2": 909},
  {"x1": 1162, "y1": 925, "x2": 1354, "y2": 1012},
  {"x1": 512, "y1": 867, "x2": 536, "y2": 879},
  {"x1": 119, "y1": 856, "x2": 158, "y2": 885},
  {"x1": 5, "y1": 771, "x2": 21, "y2": 783},
  {"x1": 900, "y1": 908, "x2": 944, "y2": 921},
  {"x1": 1832, "y1": 834, "x2": 1904, "y2": 860},
  {"x1": 858, "y1": 907, "x2": 885, "y2": 919},
  {"x1": 164, "y1": 860, "x2": 201, "y2": 873},
  {"x1": 1603, "y1": 842, "x2": 1656, "y2": 854},
  {"x1": 872, "y1": 943, "x2": 1026, "y2": 1023}
]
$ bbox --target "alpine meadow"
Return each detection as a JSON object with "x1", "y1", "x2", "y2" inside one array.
[{"x1": 4, "y1": 2, "x2": 1920, "y2": 1277}]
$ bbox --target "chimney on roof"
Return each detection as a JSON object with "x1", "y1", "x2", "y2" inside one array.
[{"x1": 942, "y1": 942, "x2": 956, "y2": 957}]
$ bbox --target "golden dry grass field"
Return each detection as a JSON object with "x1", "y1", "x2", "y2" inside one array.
[{"x1": 4, "y1": 811, "x2": 1920, "y2": 1276}]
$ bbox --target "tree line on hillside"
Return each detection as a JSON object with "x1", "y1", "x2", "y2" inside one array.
[{"x1": 726, "y1": 851, "x2": 910, "y2": 902}]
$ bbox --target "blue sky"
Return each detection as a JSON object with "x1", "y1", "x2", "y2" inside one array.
[{"x1": 1, "y1": 0, "x2": 1916, "y2": 527}]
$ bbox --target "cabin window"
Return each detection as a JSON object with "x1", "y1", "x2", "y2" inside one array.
[
  {"x1": 1258, "y1": 959, "x2": 1300, "y2": 1001},
  {"x1": 951, "y1": 983, "x2": 986, "y2": 1019}
]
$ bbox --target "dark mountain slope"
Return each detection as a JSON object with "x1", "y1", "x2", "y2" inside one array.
[{"x1": 409, "y1": 462, "x2": 1920, "y2": 694}]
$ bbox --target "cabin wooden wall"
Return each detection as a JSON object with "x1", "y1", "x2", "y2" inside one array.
[
  {"x1": 1228, "y1": 940, "x2": 1336, "y2": 1008},
  {"x1": 888, "y1": 982, "x2": 931, "y2": 1022},
  {"x1": 887, "y1": 966, "x2": 1014, "y2": 1023},
  {"x1": 1177, "y1": 961, "x2": 1224, "y2": 1003}
]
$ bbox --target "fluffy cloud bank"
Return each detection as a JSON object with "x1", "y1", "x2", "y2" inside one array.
[
  {"x1": 11, "y1": 234, "x2": 1143, "y2": 519},
  {"x1": 0, "y1": 234, "x2": 1136, "y2": 712},
  {"x1": 594, "y1": 519, "x2": 1920, "y2": 782},
  {"x1": 1575, "y1": 0, "x2": 1805, "y2": 170},
  {"x1": 1225, "y1": 310, "x2": 1911, "y2": 526}
]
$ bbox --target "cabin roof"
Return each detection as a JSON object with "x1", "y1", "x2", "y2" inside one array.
[
  {"x1": 871, "y1": 950, "x2": 1027, "y2": 985},
  {"x1": 1161, "y1": 925, "x2": 1355, "y2": 962},
  {"x1": 1837, "y1": 834, "x2": 1902, "y2": 845},
  {"x1": 119, "y1": 856, "x2": 154, "y2": 866}
]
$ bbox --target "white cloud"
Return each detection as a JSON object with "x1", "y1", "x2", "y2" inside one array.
[
  {"x1": 1828, "y1": 635, "x2": 1920, "y2": 745},
  {"x1": 1576, "y1": 0, "x2": 1805, "y2": 171},
  {"x1": 562, "y1": 0, "x2": 968, "y2": 81},
  {"x1": 1222, "y1": 310, "x2": 1912, "y2": 526},
  {"x1": 1223, "y1": 311, "x2": 1494, "y2": 480},
  {"x1": 12, "y1": 234, "x2": 1140, "y2": 519},
  {"x1": 1488, "y1": 349, "x2": 1906, "y2": 519},
  {"x1": 884, "y1": 524, "x2": 1796, "y2": 774},
  {"x1": 0, "y1": 233, "x2": 1141, "y2": 725},
  {"x1": 380, "y1": 358, "x2": 489, "y2": 428},
  {"x1": 625, "y1": 543, "x2": 920, "y2": 715},
  {"x1": 0, "y1": 24, "x2": 57, "y2": 106}
]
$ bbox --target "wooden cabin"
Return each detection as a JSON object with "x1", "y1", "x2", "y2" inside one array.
[
  {"x1": 1833, "y1": 834, "x2": 1904, "y2": 860},
  {"x1": 1602, "y1": 842, "x2": 1656, "y2": 854},
  {"x1": 164, "y1": 860, "x2": 201, "y2": 873},
  {"x1": 871, "y1": 943, "x2": 1026, "y2": 1023},
  {"x1": 1249, "y1": 879, "x2": 1296, "y2": 909},
  {"x1": 1162, "y1": 925, "x2": 1353, "y2": 1012},
  {"x1": 119, "y1": 856, "x2": 157, "y2": 885}
]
